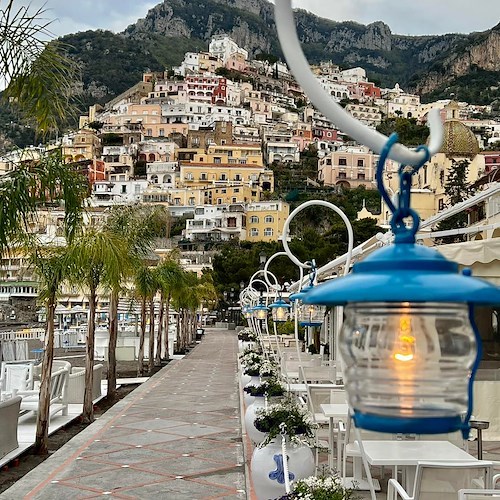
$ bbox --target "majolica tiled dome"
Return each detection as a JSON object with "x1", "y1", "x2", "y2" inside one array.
[{"x1": 440, "y1": 119, "x2": 480, "y2": 158}]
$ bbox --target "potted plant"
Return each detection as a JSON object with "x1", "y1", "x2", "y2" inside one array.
[
  {"x1": 239, "y1": 350, "x2": 262, "y2": 386},
  {"x1": 244, "y1": 378, "x2": 286, "y2": 399},
  {"x1": 238, "y1": 328, "x2": 258, "y2": 352},
  {"x1": 239, "y1": 349, "x2": 262, "y2": 367},
  {"x1": 259, "y1": 359, "x2": 279, "y2": 379},
  {"x1": 244, "y1": 378, "x2": 287, "y2": 444},
  {"x1": 276, "y1": 468, "x2": 358, "y2": 500},
  {"x1": 254, "y1": 396, "x2": 316, "y2": 446},
  {"x1": 251, "y1": 396, "x2": 316, "y2": 500}
]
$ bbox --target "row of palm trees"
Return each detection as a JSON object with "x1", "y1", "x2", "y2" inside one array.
[
  {"x1": 32, "y1": 204, "x2": 216, "y2": 454},
  {"x1": 0, "y1": 151, "x2": 217, "y2": 454}
]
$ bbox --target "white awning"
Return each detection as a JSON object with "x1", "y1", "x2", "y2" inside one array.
[
  {"x1": 436, "y1": 238, "x2": 500, "y2": 266},
  {"x1": 436, "y1": 238, "x2": 500, "y2": 285}
]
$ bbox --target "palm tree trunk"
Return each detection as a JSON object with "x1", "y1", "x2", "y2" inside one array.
[
  {"x1": 33, "y1": 293, "x2": 56, "y2": 454},
  {"x1": 164, "y1": 293, "x2": 171, "y2": 360},
  {"x1": 138, "y1": 297, "x2": 147, "y2": 376},
  {"x1": 156, "y1": 292, "x2": 164, "y2": 366},
  {"x1": 82, "y1": 286, "x2": 97, "y2": 424},
  {"x1": 148, "y1": 297, "x2": 155, "y2": 374},
  {"x1": 176, "y1": 311, "x2": 181, "y2": 353},
  {"x1": 182, "y1": 310, "x2": 188, "y2": 350},
  {"x1": 107, "y1": 288, "x2": 119, "y2": 398},
  {"x1": 191, "y1": 311, "x2": 196, "y2": 344}
]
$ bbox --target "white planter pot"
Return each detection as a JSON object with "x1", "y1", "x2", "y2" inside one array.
[
  {"x1": 251, "y1": 437, "x2": 315, "y2": 500},
  {"x1": 239, "y1": 340, "x2": 256, "y2": 352},
  {"x1": 244, "y1": 376, "x2": 260, "y2": 406},
  {"x1": 244, "y1": 396, "x2": 267, "y2": 445},
  {"x1": 240, "y1": 372, "x2": 251, "y2": 386}
]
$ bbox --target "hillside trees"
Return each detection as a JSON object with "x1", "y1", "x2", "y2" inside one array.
[{"x1": 436, "y1": 159, "x2": 475, "y2": 243}]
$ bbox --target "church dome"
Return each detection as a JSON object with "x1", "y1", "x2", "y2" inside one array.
[{"x1": 440, "y1": 119, "x2": 480, "y2": 158}]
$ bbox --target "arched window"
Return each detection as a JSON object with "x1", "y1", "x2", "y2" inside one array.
[
  {"x1": 264, "y1": 215, "x2": 274, "y2": 223},
  {"x1": 250, "y1": 215, "x2": 259, "y2": 223}
]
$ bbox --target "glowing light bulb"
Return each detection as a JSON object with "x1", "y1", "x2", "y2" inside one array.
[
  {"x1": 276, "y1": 307, "x2": 285, "y2": 320},
  {"x1": 394, "y1": 315, "x2": 416, "y2": 362}
]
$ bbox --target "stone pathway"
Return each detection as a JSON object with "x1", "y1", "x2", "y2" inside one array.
[{"x1": 2, "y1": 329, "x2": 246, "y2": 499}]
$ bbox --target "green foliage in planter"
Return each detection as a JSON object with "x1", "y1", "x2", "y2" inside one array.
[
  {"x1": 254, "y1": 396, "x2": 316, "y2": 446},
  {"x1": 276, "y1": 468, "x2": 359, "y2": 499},
  {"x1": 244, "y1": 377, "x2": 285, "y2": 397}
]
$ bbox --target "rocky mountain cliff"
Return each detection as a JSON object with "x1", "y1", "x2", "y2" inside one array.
[{"x1": 117, "y1": 0, "x2": 500, "y2": 103}]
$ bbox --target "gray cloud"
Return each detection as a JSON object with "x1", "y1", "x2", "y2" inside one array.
[
  {"x1": 13, "y1": 0, "x2": 500, "y2": 38},
  {"x1": 15, "y1": 0, "x2": 157, "y2": 37},
  {"x1": 293, "y1": 0, "x2": 500, "y2": 35}
]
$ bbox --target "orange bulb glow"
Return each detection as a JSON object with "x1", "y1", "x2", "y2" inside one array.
[{"x1": 393, "y1": 315, "x2": 415, "y2": 362}]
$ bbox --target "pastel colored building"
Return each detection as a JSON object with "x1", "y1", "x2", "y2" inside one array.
[
  {"x1": 318, "y1": 146, "x2": 375, "y2": 189},
  {"x1": 245, "y1": 201, "x2": 290, "y2": 242}
]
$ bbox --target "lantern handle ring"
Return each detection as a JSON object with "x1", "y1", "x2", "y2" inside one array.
[
  {"x1": 377, "y1": 133, "x2": 431, "y2": 244},
  {"x1": 263, "y1": 251, "x2": 291, "y2": 292}
]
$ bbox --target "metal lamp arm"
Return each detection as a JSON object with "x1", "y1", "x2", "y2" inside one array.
[{"x1": 274, "y1": 0, "x2": 443, "y2": 166}]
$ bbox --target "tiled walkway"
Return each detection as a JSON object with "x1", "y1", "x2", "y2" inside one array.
[{"x1": 2, "y1": 329, "x2": 246, "y2": 499}]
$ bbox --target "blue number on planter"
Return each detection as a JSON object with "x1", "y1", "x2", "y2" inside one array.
[{"x1": 268, "y1": 454, "x2": 295, "y2": 484}]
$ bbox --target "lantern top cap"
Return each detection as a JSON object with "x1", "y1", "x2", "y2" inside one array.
[
  {"x1": 252, "y1": 303, "x2": 269, "y2": 311},
  {"x1": 289, "y1": 284, "x2": 314, "y2": 302},
  {"x1": 268, "y1": 298, "x2": 291, "y2": 309},
  {"x1": 304, "y1": 243, "x2": 500, "y2": 306}
]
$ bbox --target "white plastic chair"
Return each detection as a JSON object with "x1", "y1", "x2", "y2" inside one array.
[
  {"x1": 19, "y1": 368, "x2": 69, "y2": 420},
  {"x1": 387, "y1": 461, "x2": 493, "y2": 500},
  {"x1": 0, "y1": 362, "x2": 34, "y2": 394},
  {"x1": 340, "y1": 412, "x2": 384, "y2": 499}
]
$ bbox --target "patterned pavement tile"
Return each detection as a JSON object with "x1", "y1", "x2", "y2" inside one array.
[
  {"x1": 61, "y1": 466, "x2": 169, "y2": 490},
  {"x1": 118, "y1": 477, "x2": 233, "y2": 498}
]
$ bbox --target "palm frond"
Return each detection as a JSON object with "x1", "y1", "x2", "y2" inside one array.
[
  {"x1": 0, "y1": 149, "x2": 88, "y2": 254},
  {"x1": 1, "y1": 1, "x2": 81, "y2": 133}
]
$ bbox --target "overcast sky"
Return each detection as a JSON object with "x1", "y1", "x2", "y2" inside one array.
[{"x1": 15, "y1": 0, "x2": 500, "y2": 38}]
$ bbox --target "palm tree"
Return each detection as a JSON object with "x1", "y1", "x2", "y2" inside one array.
[
  {"x1": 0, "y1": 149, "x2": 87, "y2": 454},
  {"x1": 133, "y1": 265, "x2": 158, "y2": 376},
  {"x1": 65, "y1": 228, "x2": 128, "y2": 423},
  {"x1": 104, "y1": 205, "x2": 170, "y2": 394},
  {"x1": 172, "y1": 272, "x2": 216, "y2": 351},
  {"x1": 155, "y1": 255, "x2": 184, "y2": 365},
  {"x1": 1, "y1": 0, "x2": 79, "y2": 134},
  {"x1": 29, "y1": 246, "x2": 69, "y2": 454}
]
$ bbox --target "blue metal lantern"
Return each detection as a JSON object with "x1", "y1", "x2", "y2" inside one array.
[
  {"x1": 292, "y1": 285, "x2": 326, "y2": 327},
  {"x1": 303, "y1": 134, "x2": 500, "y2": 437},
  {"x1": 268, "y1": 298, "x2": 292, "y2": 323},
  {"x1": 252, "y1": 303, "x2": 269, "y2": 321},
  {"x1": 241, "y1": 305, "x2": 252, "y2": 320}
]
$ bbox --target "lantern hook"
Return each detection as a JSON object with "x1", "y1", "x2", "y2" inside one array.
[{"x1": 377, "y1": 133, "x2": 431, "y2": 244}]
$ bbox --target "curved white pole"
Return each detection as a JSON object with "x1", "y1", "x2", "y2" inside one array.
[
  {"x1": 250, "y1": 269, "x2": 279, "y2": 292},
  {"x1": 263, "y1": 251, "x2": 290, "y2": 291},
  {"x1": 281, "y1": 200, "x2": 354, "y2": 277},
  {"x1": 274, "y1": 0, "x2": 443, "y2": 166}
]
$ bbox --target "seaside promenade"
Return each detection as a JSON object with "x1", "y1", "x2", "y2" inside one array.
[{"x1": 2, "y1": 328, "x2": 246, "y2": 499}]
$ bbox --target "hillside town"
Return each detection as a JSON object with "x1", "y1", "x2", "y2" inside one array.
[
  {"x1": 0, "y1": 33, "x2": 498, "y2": 323},
  {"x1": 3, "y1": 0, "x2": 500, "y2": 496}
]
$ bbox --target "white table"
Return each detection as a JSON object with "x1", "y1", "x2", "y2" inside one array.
[
  {"x1": 320, "y1": 403, "x2": 350, "y2": 470},
  {"x1": 362, "y1": 440, "x2": 478, "y2": 492}
]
